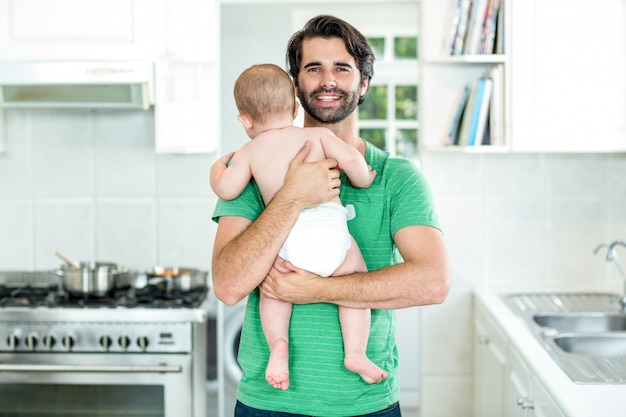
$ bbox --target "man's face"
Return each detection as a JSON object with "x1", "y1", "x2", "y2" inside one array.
[{"x1": 296, "y1": 37, "x2": 368, "y2": 124}]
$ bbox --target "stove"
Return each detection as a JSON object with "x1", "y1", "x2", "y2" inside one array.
[{"x1": 0, "y1": 270, "x2": 210, "y2": 417}]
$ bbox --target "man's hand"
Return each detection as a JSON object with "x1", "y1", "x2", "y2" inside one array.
[
  {"x1": 276, "y1": 141, "x2": 341, "y2": 210},
  {"x1": 259, "y1": 257, "x2": 323, "y2": 304}
]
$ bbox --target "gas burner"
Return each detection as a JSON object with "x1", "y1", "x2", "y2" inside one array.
[
  {"x1": 0, "y1": 284, "x2": 60, "y2": 307},
  {"x1": 0, "y1": 283, "x2": 208, "y2": 309}
]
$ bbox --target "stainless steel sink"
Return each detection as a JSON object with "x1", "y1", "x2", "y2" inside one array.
[
  {"x1": 554, "y1": 334, "x2": 626, "y2": 357},
  {"x1": 501, "y1": 292, "x2": 626, "y2": 383},
  {"x1": 533, "y1": 312, "x2": 626, "y2": 332}
]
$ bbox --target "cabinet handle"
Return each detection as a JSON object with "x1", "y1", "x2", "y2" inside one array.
[
  {"x1": 477, "y1": 334, "x2": 490, "y2": 344},
  {"x1": 516, "y1": 397, "x2": 535, "y2": 410}
]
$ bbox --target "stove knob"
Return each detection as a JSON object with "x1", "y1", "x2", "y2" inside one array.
[
  {"x1": 99, "y1": 336, "x2": 113, "y2": 351},
  {"x1": 137, "y1": 336, "x2": 149, "y2": 352},
  {"x1": 6, "y1": 334, "x2": 19, "y2": 350},
  {"x1": 43, "y1": 334, "x2": 57, "y2": 349},
  {"x1": 25, "y1": 333, "x2": 38, "y2": 351},
  {"x1": 62, "y1": 335, "x2": 75, "y2": 351},
  {"x1": 118, "y1": 335, "x2": 131, "y2": 350}
]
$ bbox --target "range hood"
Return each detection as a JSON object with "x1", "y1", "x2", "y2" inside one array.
[{"x1": 0, "y1": 61, "x2": 154, "y2": 110}]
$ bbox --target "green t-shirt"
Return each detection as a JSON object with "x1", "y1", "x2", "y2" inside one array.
[{"x1": 212, "y1": 141, "x2": 440, "y2": 417}]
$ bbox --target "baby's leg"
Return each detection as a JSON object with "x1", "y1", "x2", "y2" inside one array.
[
  {"x1": 260, "y1": 293, "x2": 292, "y2": 390},
  {"x1": 333, "y1": 237, "x2": 388, "y2": 384},
  {"x1": 339, "y1": 306, "x2": 388, "y2": 384}
]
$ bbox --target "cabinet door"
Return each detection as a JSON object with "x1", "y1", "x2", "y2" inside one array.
[
  {"x1": 504, "y1": 347, "x2": 532, "y2": 417},
  {"x1": 474, "y1": 309, "x2": 507, "y2": 417},
  {"x1": 510, "y1": 0, "x2": 626, "y2": 152},
  {"x1": 530, "y1": 376, "x2": 567, "y2": 417}
]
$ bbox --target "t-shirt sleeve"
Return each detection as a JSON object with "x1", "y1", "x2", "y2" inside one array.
[
  {"x1": 211, "y1": 179, "x2": 265, "y2": 223},
  {"x1": 387, "y1": 159, "x2": 441, "y2": 235}
]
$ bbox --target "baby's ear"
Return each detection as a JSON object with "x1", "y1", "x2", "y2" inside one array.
[
  {"x1": 237, "y1": 113, "x2": 253, "y2": 130},
  {"x1": 292, "y1": 101, "x2": 300, "y2": 119}
]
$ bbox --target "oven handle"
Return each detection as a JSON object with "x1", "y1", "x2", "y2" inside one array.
[{"x1": 0, "y1": 364, "x2": 182, "y2": 373}]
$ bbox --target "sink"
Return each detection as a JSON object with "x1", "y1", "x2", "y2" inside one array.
[
  {"x1": 554, "y1": 334, "x2": 626, "y2": 357},
  {"x1": 533, "y1": 312, "x2": 626, "y2": 332},
  {"x1": 501, "y1": 292, "x2": 626, "y2": 383}
]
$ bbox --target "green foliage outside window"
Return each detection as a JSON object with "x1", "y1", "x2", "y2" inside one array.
[
  {"x1": 394, "y1": 36, "x2": 418, "y2": 59},
  {"x1": 396, "y1": 129, "x2": 418, "y2": 159},
  {"x1": 359, "y1": 85, "x2": 387, "y2": 120},
  {"x1": 360, "y1": 128, "x2": 386, "y2": 151},
  {"x1": 368, "y1": 37, "x2": 385, "y2": 60},
  {"x1": 395, "y1": 85, "x2": 418, "y2": 120}
]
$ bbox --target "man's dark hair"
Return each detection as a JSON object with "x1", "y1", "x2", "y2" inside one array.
[{"x1": 286, "y1": 15, "x2": 375, "y2": 104}]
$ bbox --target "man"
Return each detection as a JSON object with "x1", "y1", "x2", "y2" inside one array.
[{"x1": 212, "y1": 14, "x2": 451, "y2": 417}]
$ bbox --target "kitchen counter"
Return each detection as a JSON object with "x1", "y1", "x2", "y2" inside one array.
[{"x1": 476, "y1": 289, "x2": 626, "y2": 417}]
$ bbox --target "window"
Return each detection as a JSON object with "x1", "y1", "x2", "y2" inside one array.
[{"x1": 359, "y1": 33, "x2": 419, "y2": 160}]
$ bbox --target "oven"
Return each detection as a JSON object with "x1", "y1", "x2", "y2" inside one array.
[{"x1": 0, "y1": 272, "x2": 209, "y2": 417}]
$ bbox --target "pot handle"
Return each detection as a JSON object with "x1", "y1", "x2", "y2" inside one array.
[{"x1": 51, "y1": 269, "x2": 64, "y2": 277}]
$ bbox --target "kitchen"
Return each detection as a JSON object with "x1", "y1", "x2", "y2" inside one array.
[{"x1": 0, "y1": 1, "x2": 625, "y2": 417}]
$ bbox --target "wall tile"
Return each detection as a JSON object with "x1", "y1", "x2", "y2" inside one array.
[
  {"x1": 157, "y1": 153, "x2": 217, "y2": 197},
  {"x1": 0, "y1": 200, "x2": 33, "y2": 269},
  {"x1": 31, "y1": 110, "x2": 95, "y2": 197},
  {"x1": 158, "y1": 197, "x2": 218, "y2": 270},
  {"x1": 34, "y1": 199, "x2": 94, "y2": 269},
  {"x1": 0, "y1": 111, "x2": 32, "y2": 197},
  {"x1": 95, "y1": 198, "x2": 156, "y2": 268},
  {"x1": 94, "y1": 111, "x2": 157, "y2": 196}
]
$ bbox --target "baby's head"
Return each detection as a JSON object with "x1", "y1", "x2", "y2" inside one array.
[{"x1": 234, "y1": 64, "x2": 296, "y2": 124}]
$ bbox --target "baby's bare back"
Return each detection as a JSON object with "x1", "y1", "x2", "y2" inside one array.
[{"x1": 242, "y1": 126, "x2": 335, "y2": 204}]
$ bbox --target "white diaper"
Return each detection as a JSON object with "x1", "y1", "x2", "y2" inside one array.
[{"x1": 278, "y1": 202, "x2": 352, "y2": 277}]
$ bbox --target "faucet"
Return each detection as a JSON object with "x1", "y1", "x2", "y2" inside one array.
[{"x1": 595, "y1": 241, "x2": 626, "y2": 311}]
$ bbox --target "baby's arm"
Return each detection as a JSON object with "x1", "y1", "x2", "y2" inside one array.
[
  {"x1": 209, "y1": 150, "x2": 253, "y2": 200},
  {"x1": 319, "y1": 130, "x2": 376, "y2": 188}
]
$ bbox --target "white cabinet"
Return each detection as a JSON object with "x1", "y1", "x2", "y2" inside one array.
[
  {"x1": 474, "y1": 303, "x2": 568, "y2": 417},
  {"x1": 509, "y1": 0, "x2": 625, "y2": 152},
  {"x1": 0, "y1": 0, "x2": 219, "y2": 154},
  {"x1": 420, "y1": 0, "x2": 626, "y2": 153},
  {"x1": 474, "y1": 305, "x2": 507, "y2": 417}
]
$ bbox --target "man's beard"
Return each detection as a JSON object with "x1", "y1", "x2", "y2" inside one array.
[{"x1": 297, "y1": 87, "x2": 360, "y2": 124}]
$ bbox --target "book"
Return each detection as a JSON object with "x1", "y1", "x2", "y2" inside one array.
[
  {"x1": 481, "y1": 0, "x2": 501, "y2": 54},
  {"x1": 456, "y1": 79, "x2": 479, "y2": 146},
  {"x1": 445, "y1": 0, "x2": 463, "y2": 55},
  {"x1": 464, "y1": 0, "x2": 490, "y2": 54},
  {"x1": 488, "y1": 64, "x2": 505, "y2": 145},
  {"x1": 471, "y1": 77, "x2": 493, "y2": 145},
  {"x1": 445, "y1": 84, "x2": 471, "y2": 145},
  {"x1": 466, "y1": 78, "x2": 486, "y2": 145},
  {"x1": 451, "y1": 0, "x2": 472, "y2": 55}
]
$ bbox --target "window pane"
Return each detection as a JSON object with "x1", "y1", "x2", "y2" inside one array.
[
  {"x1": 396, "y1": 128, "x2": 418, "y2": 159},
  {"x1": 394, "y1": 36, "x2": 418, "y2": 59},
  {"x1": 395, "y1": 85, "x2": 418, "y2": 120},
  {"x1": 360, "y1": 128, "x2": 387, "y2": 151},
  {"x1": 368, "y1": 37, "x2": 385, "y2": 60},
  {"x1": 359, "y1": 85, "x2": 387, "y2": 120}
]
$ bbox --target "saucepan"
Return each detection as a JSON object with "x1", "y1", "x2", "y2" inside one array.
[
  {"x1": 52, "y1": 261, "x2": 129, "y2": 297},
  {"x1": 146, "y1": 266, "x2": 208, "y2": 292}
]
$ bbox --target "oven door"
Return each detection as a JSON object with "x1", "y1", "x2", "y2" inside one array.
[{"x1": 0, "y1": 353, "x2": 198, "y2": 417}]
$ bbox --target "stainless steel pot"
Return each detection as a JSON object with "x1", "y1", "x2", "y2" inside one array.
[
  {"x1": 53, "y1": 262, "x2": 128, "y2": 297},
  {"x1": 147, "y1": 266, "x2": 208, "y2": 292}
]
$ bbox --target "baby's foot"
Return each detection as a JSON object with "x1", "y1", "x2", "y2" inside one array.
[
  {"x1": 344, "y1": 354, "x2": 388, "y2": 384},
  {"x1": 266, "y1": 338, "x2": 290, "y2": 390}
]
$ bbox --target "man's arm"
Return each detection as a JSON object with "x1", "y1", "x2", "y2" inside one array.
[
  {"x1": 212, "y1": 143, "x2": 342, "y2": 306},
  {"x1": 259, "y1": 225, "x2": 451, "y2": 309}
]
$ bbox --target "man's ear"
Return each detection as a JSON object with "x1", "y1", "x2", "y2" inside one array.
[
  {"x1": 237, "y1": 114, "x2": 253, "y2": 131},
  {"x1": 292, "y1": 101, "x2": 300, "y2": 119}
]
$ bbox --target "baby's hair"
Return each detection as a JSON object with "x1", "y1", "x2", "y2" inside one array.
[{"x1": 234, "y1": 63, "x2": 296, "y2": 124}]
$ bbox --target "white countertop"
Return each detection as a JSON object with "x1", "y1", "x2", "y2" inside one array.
[{"x1": 475, "y1": 289, "x2": 626, "y2": 417}]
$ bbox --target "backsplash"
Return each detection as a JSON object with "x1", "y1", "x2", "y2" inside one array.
[{"x1": 0, "y1": 109, "x2": 218, "y2": 271}]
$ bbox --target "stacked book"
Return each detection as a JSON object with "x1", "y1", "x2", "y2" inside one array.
[
  {"x1": 446, "y1": 0, "x2": 503, "y2": 55},
  {"x1": 445, "y1": 64, "x2": 504, "y2": 147}
]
